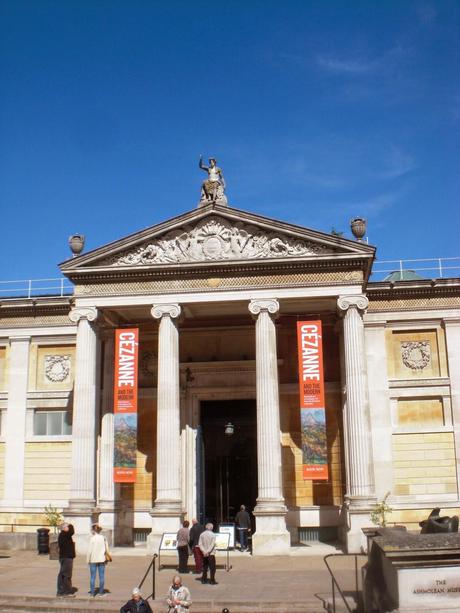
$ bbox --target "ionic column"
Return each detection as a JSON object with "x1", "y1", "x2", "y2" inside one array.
[
  {"x1": 148, "y1": 303, "x2": 182, "y2": 551},
  {"x1": 338, "y1": 296, "x2": 376, "y2": 553},
  {"x1": 248, "y1": 299, "x2": 290, "y2": 555},
  {"x1": 99, "y1": 333, "x2": 116, "y2": 507},
  {"x1": 2, "y1": 336, "x2": 30, "y2": 508},
  {"x1": 337, "y1": 296, "x2": 375, "y2": 503},
  {"x1": 66, "y1": 307, "x2": 99, "y2": 545}
]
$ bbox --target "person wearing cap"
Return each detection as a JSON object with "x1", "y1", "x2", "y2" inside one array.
[
  {"x1": 166, "y1": 575, "x2": 192, "y2": 612},
  {"x1": 120, "y1": 587, "x2": 153, "y2": 613},
  {"x1": 56, "y1": 522, "x2": 76, "y2": 597}
]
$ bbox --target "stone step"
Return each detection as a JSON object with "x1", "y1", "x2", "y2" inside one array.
[{"x1": 0, "y1": 595, "x2": 327, "y2": 613}]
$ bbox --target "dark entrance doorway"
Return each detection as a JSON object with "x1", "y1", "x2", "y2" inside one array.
[{"x1": 199, "y1": 400, "x2": 257, "y2": 526}]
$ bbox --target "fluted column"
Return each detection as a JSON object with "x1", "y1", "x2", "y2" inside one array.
[
  {"x1": 68, "y1": 307, "x2": 99, "y2": 506},
  {"x1": 337, "y1": 296, "x2": 375, "y2": 504},
  {"x1": 337, "y1": 295, "x2": 376, "y2": 553},
  {"x1": 99, "y1": 333, "x2": 115, "y2": 506},
  {"x1": 148, "y1": 303, "x2": 182, "y2": 551},
  {"x1": 1, "y1": 336, "x2": 30, "y2": 508},
  {"x1": 249, "y1": 299, "x2": 290, "y2": 555}
]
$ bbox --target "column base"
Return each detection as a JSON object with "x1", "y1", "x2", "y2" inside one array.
[
  {"x1": 98, "y1": 501, "x2": 134, "y2": 547},
  {"x1": 147, "y1": 500, "x2": 183, "y2": 553},
  {"x1": 343, "y1": 496, "x2": 377, "y2": 553},
  {"x1": 252, "y1": 502, "x2": 290, "y2": 555},
  {"x1": 65, "y1": 501, "x2": 99, "y2": 554}
]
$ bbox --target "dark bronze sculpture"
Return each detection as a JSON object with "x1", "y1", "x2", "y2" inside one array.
[{"x1": 419, "y1": 507, "x2": 459, "y2": 534}]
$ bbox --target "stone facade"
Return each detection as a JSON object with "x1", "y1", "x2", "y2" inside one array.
[{"x1": 0, "y1": 204, "x2": 459, "y2": 555}]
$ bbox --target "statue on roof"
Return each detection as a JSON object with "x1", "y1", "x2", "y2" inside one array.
[{"x1": 198, "y1": 155, "x2": 228, "y2": 207}]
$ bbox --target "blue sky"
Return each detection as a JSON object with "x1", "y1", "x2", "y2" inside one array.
[{"x1": 1, "y1": 0, "x2": 459, "y2": 282}]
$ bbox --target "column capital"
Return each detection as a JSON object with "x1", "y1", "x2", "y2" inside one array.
[
  {"x1": 443, "y1": 316, "x2": 460, "y2": 326},
  {"x1": 151, "y1": 303, "x2": 181, "y2": 320},
  {"x1": 248, "y1": 299, "x2": 280, "y2": 318},
  {"x1": 337, "y1": 295, "x2": 369, "y2": 314},
  {"x1": 69, "y1": 306, "x2": 98, "y2": 323},
  {"x1": 8, "y1": 335, "x2": 31, "y2": 343}
]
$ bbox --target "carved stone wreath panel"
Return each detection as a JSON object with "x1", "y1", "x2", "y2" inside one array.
[
  {"x1": 104, "y1": 216, "x2": 332, "y2": 266},
  {"x1": 400, "y1": 341, "x2": 431, "y2": 371},
  {"x1": 44, "y1": 354, "x2": 71, "y2": 383}
]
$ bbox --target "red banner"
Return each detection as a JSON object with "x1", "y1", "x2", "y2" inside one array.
[
  {"x1": 113, "y1": 329, "x2": 139, "y2": 483},
  {"x1": 297, "y1": 321, "x2": 328, "y2": 481}
]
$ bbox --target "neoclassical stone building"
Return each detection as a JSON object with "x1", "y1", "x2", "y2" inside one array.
[{"x1": 0, "y1": 202, "x2": 459, "y2": 554}]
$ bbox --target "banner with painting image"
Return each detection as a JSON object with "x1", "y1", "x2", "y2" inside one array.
[
  {"x1": 297, "y1": 321, "x2": 328, "y2": 481},
  {"x1": 113, "y1": 328, "x2": 139, "y2": 483}
]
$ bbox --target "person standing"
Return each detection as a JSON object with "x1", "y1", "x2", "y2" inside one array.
[
  {"x1": 56, "y1": 522, "x2": 76, "y2": 597},
  {"x1": 176, "y1": 519, "x2": 190, "y2": 573},
  {"x1": 166, "y1": 574, "x2": 192, "y2": 612},
  {"x1": 235, "y1": 505, "x2": 251, "y2": 552},
  {"x1": 188, "y1": 519, "x2": 204, "y2": 574},
  {"x1": 198, "y1": 523, "x2": 217, "y2": 585},
  {"x1": 120, "y1": 587, "x2": 153, "y2": 613},
  {"x1": 86, "y1": 524, "x2": 110, "y2": 597},
  {"x1": 176, "y1": 520, "x2": 190, "y2": 573}
]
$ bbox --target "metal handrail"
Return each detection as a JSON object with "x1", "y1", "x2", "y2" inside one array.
[
  {"x1": 0, "y1": 257, "x2": 458, "y2": 300},
  {"x1": 0, "y1": 257, "x2": 458, "y2": 299},
  {"x1": 0, "y1": 277, "x2": 74, "y2": 299},
  {"x1": 323, "y1": 553, "x2": 366, "y2": 613},
  {"x1": 371, "y1": 257, "x2": 460, "y2": 280},
  {"x1": 138, "y1": 553, "x2": 158, "y2": 601}
]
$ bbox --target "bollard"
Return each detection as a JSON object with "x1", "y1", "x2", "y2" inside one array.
[{"x1": 37, "y1": 528, "x2": 50, "y2": 554}]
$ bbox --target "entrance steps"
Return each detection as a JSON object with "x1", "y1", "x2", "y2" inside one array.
[{"x1": 0, "y1": 595, "x2": 330, "y2": 612}]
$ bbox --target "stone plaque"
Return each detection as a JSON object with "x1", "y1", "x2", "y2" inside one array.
[{"x1": 398, "y1": 566, "x2": 460, "y2": 610}]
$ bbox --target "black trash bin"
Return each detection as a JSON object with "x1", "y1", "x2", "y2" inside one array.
[{"x1": 37, "y1": 528, "x2": 50, "y2": 554}]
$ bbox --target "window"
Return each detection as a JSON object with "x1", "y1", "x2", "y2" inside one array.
[{"x1": 33, "y1": 411, "x2": 72, "y2": 436}]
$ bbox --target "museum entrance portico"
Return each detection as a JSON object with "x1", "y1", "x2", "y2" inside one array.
[
  {"x1": 67, "y1": 291, "x2": 367, "y2": 554},
  {"x1": 60, "y1": 203, "x2": 377, "y2": 554}
]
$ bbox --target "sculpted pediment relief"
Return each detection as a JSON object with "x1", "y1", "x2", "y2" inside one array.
[{"x1": 102, "y1": 216, "x2": 332, "y2": 266}]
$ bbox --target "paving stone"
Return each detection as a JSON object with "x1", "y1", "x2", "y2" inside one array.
[{"x1": 0, "y1": 548, "x2": 361, "y2": 612}]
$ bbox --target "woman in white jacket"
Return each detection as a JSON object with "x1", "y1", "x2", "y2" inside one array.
[{"x1": 86, "y1": 524, "x2": 109, "y2": 597}]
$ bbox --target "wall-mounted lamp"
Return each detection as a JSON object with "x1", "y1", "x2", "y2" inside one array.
[{"x1": 224, "y1": 422, "x2": 235, "y2": 436}]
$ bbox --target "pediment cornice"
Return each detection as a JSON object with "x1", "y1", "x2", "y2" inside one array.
[{"x1": 60, "y1": 204, "x2": 375, "y2": 280}]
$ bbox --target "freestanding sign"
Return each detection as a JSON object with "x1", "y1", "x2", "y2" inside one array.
[
  {"x1": 297, "y1": 321, "x2": 328, "y2": 481},
  {"x1": 113, "y1": 328, "x2": 139, "y2": 483}
]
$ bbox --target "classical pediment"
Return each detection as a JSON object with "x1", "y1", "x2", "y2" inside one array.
[
  {"x1": 60, "y1": 205, "x2": 374, "y2": 275},
  {"x1": 102, "y1": 215, "x2": 331, "y2": 266}
]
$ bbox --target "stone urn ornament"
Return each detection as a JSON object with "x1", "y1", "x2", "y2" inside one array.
[
  {"x1": 68, "y1": 234, "x2": 85, "y2": 257},
  {"x1": 350, "y1": 217, "x2": 367, "y2": 242}
]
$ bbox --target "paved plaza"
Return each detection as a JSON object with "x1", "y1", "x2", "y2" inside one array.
[{"x1": 0, "y1": 546, "x2": 363, "y2": 612}]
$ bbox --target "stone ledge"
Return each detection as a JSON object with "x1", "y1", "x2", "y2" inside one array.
[{"x1": 0, "y1": 595, "x2": 324, "y2": 612}]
